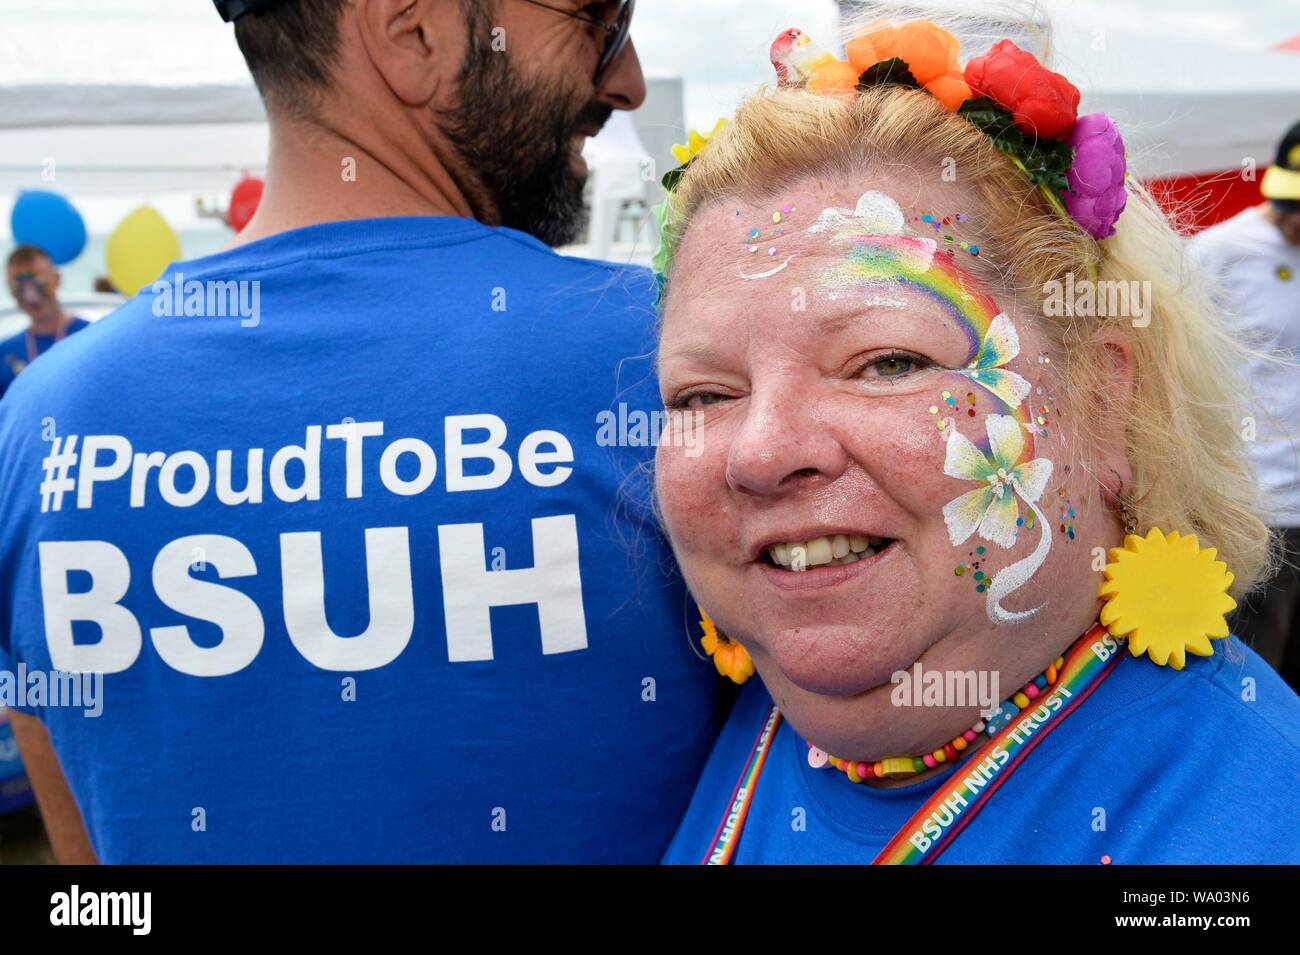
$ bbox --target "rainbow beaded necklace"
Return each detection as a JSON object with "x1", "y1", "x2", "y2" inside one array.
[
  {"x1": 809, "y1": 651, "x2": 1066, "y2": 783},
  {"x1": 702, "y1": 622, "x2": 1128, "y2": 864}
]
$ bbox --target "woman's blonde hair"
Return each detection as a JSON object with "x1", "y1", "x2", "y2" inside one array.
[{"x1": 659, "y1": 72, "x2": 1275, "y2": 596}]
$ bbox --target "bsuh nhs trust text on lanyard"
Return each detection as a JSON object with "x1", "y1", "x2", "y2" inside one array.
[{"x1": 703, "y1": 624, "x2": 1126, "y2": 865}]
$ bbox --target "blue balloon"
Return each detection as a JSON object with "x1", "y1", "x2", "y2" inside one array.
[{"x1": 10, "y1": 190, "x2": 87, "y2": 265}]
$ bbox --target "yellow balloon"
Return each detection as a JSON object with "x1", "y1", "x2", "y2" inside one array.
[{"x1": 105, "y1": 206, "x2": 181, "y2": 296}]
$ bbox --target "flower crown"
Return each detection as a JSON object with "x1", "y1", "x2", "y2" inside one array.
[{"x1": 652, "y1": 20, "x2": 1128, "y2": 286}]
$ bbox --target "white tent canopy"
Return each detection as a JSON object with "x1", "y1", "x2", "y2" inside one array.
[
  {"x1": 4, "y1": 0, "x2": 1299, "y2": 232},
  {"x1": 835, "y1": 1, "x2": 1300, "y2": 177},
  {"x1": 1051, "y1": 28, "x2": 1300, "y2": 177}
]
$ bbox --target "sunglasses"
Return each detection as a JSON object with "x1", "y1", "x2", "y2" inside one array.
[{"x1": 514, "y1": 0, "x2": 635, "y2": 85}]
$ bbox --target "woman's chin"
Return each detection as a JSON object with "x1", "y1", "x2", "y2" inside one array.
[{"x1": 763, "y1": 622, "x2": 922, "y2": 697}]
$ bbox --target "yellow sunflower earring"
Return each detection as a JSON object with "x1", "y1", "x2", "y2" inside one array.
[
  {"x1": 698, "y1": 606, "x2": 755, "y2": 684},
  {"x1": 1098, "y1": 495, "x2": 1237, "y2": 670}
]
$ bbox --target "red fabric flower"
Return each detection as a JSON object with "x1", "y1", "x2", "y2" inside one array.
[{"x1": 964, "y1": 40, "x2": 1080, "y2": 140}]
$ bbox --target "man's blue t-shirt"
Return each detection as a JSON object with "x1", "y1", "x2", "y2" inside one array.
[
  {"x1": 0, "y1": 217, "x2": 722, "y2": 863},
  {"x1": 0, "y1": 317, "x2": 90, "y2": 398},
  {"x1": 664, "y1": 636, "x2": 1300, "y2": 864}
]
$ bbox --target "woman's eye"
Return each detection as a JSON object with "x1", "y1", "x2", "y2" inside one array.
[
  {"x1": 670, "y1": 390, "x2": 731, "y2": 409},
  {"x1": 875, "y1": 355, "x2": 914, "y2": 376},
  {"x1": 860, "y1": 352, "x2": 929, "y2": 379}
]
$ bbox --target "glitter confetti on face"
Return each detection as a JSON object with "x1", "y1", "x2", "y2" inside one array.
[
  {"x1": 742, "y1": 205, "x2": 798, "y2": 251},
  {"x1": 918, "y1": 212, "x2": 981, "y2": 255},
  {"x1": 953, "y1": 545, "x2": 993, "y2": 595},
  {"x1": 1055, "y1": 466, "x2": 1077, "y2": 540}
]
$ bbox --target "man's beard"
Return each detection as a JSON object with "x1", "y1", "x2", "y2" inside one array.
[{"x1": 438, "y1": 13, "x2": 612, "y2": 247}]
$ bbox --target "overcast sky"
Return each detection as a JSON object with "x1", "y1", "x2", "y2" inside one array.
[{"x1": 2, "y1": 0, "x2": 1296, "y2": 129}]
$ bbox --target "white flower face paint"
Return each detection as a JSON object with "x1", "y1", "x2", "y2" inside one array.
[
  {"x1": 956, "y1": 313, "x2": 1032, "y2": 408},
  {"x1": 942, "y1": 414, "x2": 1054, "y2": 623}
]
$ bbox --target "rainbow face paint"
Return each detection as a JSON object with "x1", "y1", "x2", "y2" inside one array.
[
  {"x1": 812, "y1": 191, "x2": 1033, "y2": 454},
  {"x1": 810, "y1": 190, "x2": 1051, "y2": 623}
]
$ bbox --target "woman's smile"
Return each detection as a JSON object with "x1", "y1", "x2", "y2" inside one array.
[{"x1": 753, "y1": 533, "x2": 899, "y2": 591}]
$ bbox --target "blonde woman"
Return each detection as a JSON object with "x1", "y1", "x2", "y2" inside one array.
[{"x1": 653, "y1": 18, "x2": 1300, "y2": 864}]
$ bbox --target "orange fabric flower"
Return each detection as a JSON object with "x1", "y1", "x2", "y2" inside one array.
[
  {"x1": 925, "y1": 71, "x2": 973, "y2": 111},
  {"x1": 846, "y1": 19, "x2": 898, "y2": 72},
  {"x1": 846, "y1": 19, "x2": 970, "y2": 112},
  {"x1": 893, "y1": 21, "x2": 959, "y2": 85},
  {"x1": 699, "y1": 608, "x2": 755, "y2": 684},
  {"x1": 807, "y1": 59, "x2": 860, "y2": 96}
]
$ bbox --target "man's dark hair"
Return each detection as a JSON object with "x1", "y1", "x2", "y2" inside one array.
[
  {"x1": 6, "y1": 244, "x2": 52, "y2": 271},
  {"x1": 232, "y1": 0, "x2": 598, "y2": 246},
  {"x1": 233, "y1": 0, "x2": 348, "y2": 117},
  {"x1": 233, "y1": 0, "x2": 490, "y2": 118}
]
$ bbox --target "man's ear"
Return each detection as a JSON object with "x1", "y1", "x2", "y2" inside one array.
[
  {"x1": 1091, "y1": 326, "x2": 1136, "y2": 506},
  {"x1": 355, "y1": 0, "x2": 462, "y2": 107}
]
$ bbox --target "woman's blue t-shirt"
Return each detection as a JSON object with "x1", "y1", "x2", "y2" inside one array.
[{"x1": 665, "y1": 636, "x2": 1300, "y2": 864}]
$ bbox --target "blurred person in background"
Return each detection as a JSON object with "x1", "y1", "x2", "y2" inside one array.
[
  {"x1": 1191, "y1": 119, "x2": 1300, "y2": 689},
  {"x1": 0, "y1": 0, "x2": 724, "y2": 863},
  {"x1": 0, "y1": 245, "x2": 91, "y2": 400}
]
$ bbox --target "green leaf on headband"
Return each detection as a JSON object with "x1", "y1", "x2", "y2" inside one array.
[
  {"x1": 662, "y1": 160, "x2": 692, "y2": 193},
  {"x1": 857, "y1": 57, "x2": 921, "y2": 91},
  {"x1": 958, "y1": 96, "x2": 1074, "y2": 191},
  {"x1": 1020, "y1": 138, "x2": 1074, "y2": 191},
  {"x1": 958, "y1": 97, "x2": 1025, "y2": 153}
]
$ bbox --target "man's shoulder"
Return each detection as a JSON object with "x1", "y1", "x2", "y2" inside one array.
[
  {"x1": 0, "y1": 300, "x2": 142, "y2": 400},
  {"x1": 0, "y1": 327, "x2": 27, "y2": 355},
  {"x1": 478, "y1": 227, "x2": 658, "y2": 302},
  {"x1": 182, "y1": 217, "x2": 659, "y2": 329},
  {"x1": 216, "y1": 216, "x2": 655, "y2": 290}
]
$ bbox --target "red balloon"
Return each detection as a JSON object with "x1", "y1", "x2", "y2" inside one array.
[{"x1": 228, "y1": 176, "x2": 264, "y2": 232}]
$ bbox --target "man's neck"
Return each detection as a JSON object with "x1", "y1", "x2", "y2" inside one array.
[
  {"x1": 29, "y1": 309, "x2": 69, "y2": 337},
  {"x1": 229, "y1": 110, "x2": 488, "y2": 249}
]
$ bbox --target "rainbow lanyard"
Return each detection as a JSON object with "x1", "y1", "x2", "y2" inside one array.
[{"x1": 702, "y1": 624, "x2": 1126, "y2": 865}]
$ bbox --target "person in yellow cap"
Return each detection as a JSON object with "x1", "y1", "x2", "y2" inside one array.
[
  {"x1": 1260, "y1": 121, "x2": 1300, "y2": 245},
  {"x1": 1190, "y1": 120, "x2": 1300, "y2": 689}
]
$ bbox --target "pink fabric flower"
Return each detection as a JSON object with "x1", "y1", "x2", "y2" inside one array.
[{"x1": 1064, "y1": 113, "x2": 1128, "y2": 239}]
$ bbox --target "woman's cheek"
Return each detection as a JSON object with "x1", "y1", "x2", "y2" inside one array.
[
  {"x1": 655, "y1": 432, "x2": 755, "y2": 634},
  {"x1": 655, "y1": 440, "x2": 731, "y2": 563},
  {"x1": 847, "y1": 386, "x2": 959, "y2": 508}
]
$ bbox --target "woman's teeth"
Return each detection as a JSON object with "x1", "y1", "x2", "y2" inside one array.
[{"x1": 766, "y1": 534, "x2": 889, "y2": 569}]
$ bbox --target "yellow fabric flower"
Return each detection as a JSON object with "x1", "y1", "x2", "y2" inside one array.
[
  {"x1": 1098, "y1": 528, "x2": 1236, "y2": 669},
  {"x1": 671, "y1": 119, "x2": 727, "y2": 166},
  {"x1": 699, "y1": 607, "x2": 754, "y2": 684}
]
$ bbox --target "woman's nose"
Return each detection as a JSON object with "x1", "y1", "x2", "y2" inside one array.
[{"x1": 724, "y1": 389, "x2": 850, "y2": 496}]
